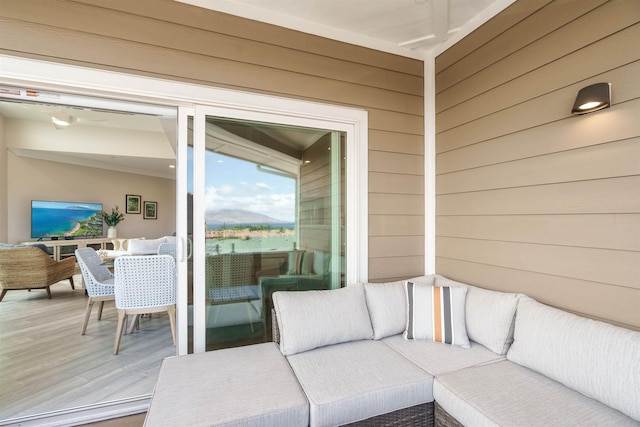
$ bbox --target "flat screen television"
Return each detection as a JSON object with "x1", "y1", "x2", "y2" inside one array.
[{"x1": 31, "y1": 200, "x2": 103, "y2": 240}]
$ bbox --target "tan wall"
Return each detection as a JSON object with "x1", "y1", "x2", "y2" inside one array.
[
  {"x1": 300, "y1": 134, "x2": 333, "y2": 253},
  {"x1": 7, "y1": 153, "x2": 176, "y2": 243},
  {"x1": 0, "y1": 0, "x2": 425, "y2": 282},
  {"x1": 435, "y1": 0, "x2": 640, "y2": 330}
]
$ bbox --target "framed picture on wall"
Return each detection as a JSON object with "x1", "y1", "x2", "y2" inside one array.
[
  {"x1": 144, "y1": 201, "x2": 157, "y2": 219},
  {"x1": 126, "y1": 194, "x2": 141, "y2": 214}
]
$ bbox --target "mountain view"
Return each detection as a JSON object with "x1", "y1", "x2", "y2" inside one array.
[{"x1": 205, "y1": 209, "x2": 290, "y2": 228}]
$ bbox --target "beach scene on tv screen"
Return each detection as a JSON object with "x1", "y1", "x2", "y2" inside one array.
[{"x1": 32, "y1": 201, "x2": 103, "y2": 239}]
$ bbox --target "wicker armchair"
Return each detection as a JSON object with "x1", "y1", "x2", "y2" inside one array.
[
  {"x1": 0, "y1": 245, "x2": 76, "y2": 301},
  {"x1": 205, "y1": 253, "x2": 261, "y2": 331}
]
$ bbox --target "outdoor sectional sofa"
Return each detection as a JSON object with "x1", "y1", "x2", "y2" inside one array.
[{"x1": 145, "y1": 275, "x2": 640, "y2": 426}]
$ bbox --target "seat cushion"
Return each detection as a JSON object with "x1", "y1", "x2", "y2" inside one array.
[
  {"x1": 507, "y1": 296, "x2": 640, "y2": 421},
  {"x1": 287, "y1": 340, "x2": 433, "y2": 427},
  {"x1": 382, "y1": 335, "x2": 504, "y2": 376},
  {"x1": 434, "y1": 360, "x2": 639, "y2": 426},
  {"x1": 145, "y1": 342, "x2": 309, "y2": 427}
]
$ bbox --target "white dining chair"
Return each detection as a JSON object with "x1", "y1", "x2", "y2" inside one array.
[
  {"x1": 113, "y1": 254, "x2": 176, "y2": 355},
  {"x1": 157, "y1": 242, "x2": 177, "y2": 259},
  {"x1": 75, "y1": 248, "x2": 115, "y2": 335}
]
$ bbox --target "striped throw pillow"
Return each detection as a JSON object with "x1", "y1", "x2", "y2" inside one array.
[
  {"x1": 286, "y1": 251, "x2": 305, "y2": 275},
  {"x1": 403, "y1": 281, "x2": 470, "y2": 348}
]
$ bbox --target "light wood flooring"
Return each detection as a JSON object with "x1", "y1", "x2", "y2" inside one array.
[{"x1": 0, "y1": 275, "x2": 175, "y2": 422}]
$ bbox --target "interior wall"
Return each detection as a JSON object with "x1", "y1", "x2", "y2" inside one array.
[
  {"x1": 0, "y1": 0, "x2": 425, "y2": 282},
  {"x1": 7, "y1": 153, "x2": 176, "y2": 243},
  {"x1": 435, "y1": 0, "x2": 640, "y2": 330}
]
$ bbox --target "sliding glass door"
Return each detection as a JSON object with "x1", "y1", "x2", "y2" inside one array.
[{"x1": 188, "y1": 108, "x2": 346, "y2": 352}]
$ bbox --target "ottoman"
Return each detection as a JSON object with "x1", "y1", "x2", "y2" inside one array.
[{"x1": 144, "y1": 342, "x2": 309, "y2": 426}]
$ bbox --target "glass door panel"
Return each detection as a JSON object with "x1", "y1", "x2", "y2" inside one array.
[{"x1": 191, "y1": 110, "x2": 346, "y2": 351}]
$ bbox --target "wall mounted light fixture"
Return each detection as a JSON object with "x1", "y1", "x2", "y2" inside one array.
[{"x1": 571, "y1": 82, "x2": 611, "y2": 115}]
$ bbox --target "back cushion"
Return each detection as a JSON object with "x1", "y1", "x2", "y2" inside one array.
[
  {"x1": 127, "y1": 238, "x2": 165, "y2": 254},
  {"x1": 364, "y1": 281, "x2": 406, "y2": 339},
  {"x1": 435, "y1": 275, "x2": 519, "y2": 355},
  {"x1": 507, "y1": 296, "x2": 640, "y2": 421},
  {"x1": 364, "y1": 275, "x2": 435, "y2": 339},
  {"x1": 273, "y1": 283, "x2": 373, "y2": 356},
  {"x1": 285, "y1": 250, "x2": 305, "y2": 275},
  {"x1": 312, "y1": 251, "x2": 330, "y2": 275},
  {"x1": 300, "y1": 251, "x2": 314, "y2": 275}
]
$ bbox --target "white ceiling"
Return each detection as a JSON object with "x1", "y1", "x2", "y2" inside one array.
[
  {"x1": 0, "y1": 100, "x2": 180, "y2": 179},
  {"x1": 177, "y1": 0, "x2": 516, "y2": 58}
]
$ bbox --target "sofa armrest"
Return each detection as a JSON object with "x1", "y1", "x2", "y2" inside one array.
[{"x1": 271, "y1": 308, "x2": 280, "y2": 344}]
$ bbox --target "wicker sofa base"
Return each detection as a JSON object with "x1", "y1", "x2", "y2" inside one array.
[
  {"x1": 434, "y1": 402, "x2": 463, "y2": 427},
  {"x1": 345, "y1": 402, "x2": 434, "y2": 427}
]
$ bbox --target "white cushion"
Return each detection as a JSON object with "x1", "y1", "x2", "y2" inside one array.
[
  {"x1": 119, "y1": 237, "x2": 144, "y2": 251},
  {"x1": 363, "y1": 275, "x2": 435, "y2": 340},
  {"x1": 145, "y1": 343, "x2": 309, "y2": 427},
  {"x1": 273, "y1": 283, "x2": 373, "y2": 356},
  {"x1": 507, "y1": 296, "x2": 640, "y2": 421},
  {"x1": 435, "y1": 275, "x2": 520, "y2": 355},
  {"x1": 406, "y1": 275, "x2": 438, "y2": 285},
  {"x1": 403, "y1": 281, "x2": 470, "y2": 348},
  {"x1": 364, "y1": 281, "x2": 408, "y2": 339},
  {"x1": 434, "y1": 360, "x2": 639, "y2": 426},
  {"x1": 127, "y1": 237, "x2": 166, "y2": 254},
  {"x1": 287, "y1": 340, "x2": 433, "y2": 427},
  {"x1": 312, "y1": 251, "x2": 329, "y2": 275},
  {"x1": 382, "y1": 335, "x2": 504, "y2": 376}
]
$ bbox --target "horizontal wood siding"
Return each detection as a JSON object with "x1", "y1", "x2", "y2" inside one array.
[
  {"x1": 435, "y1": 0, "x2": 640, "y2": 330},
  {"x1": 0, "y1": 0, "x2": 425, "y2": 282}
]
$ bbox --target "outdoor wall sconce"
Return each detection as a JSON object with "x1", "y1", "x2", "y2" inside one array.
[{"x1": 572, "y1": 82, "x2": 611, "y2": 115}]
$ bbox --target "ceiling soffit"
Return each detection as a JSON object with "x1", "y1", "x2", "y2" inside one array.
[{"x1": 175, "y1": 0, "x2": 516, "y2": 59}]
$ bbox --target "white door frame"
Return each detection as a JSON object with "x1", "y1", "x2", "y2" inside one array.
[
  {"x1": 190, "y1": 105, "x2": 361, "y2": 353},
  {"x1": 0, "y1": 54, "x2": 368, "y2": 425}
]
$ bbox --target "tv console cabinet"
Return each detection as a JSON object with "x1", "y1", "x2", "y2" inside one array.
[{"x1": 19, "y1": 238, "x2": 114, "y2": 261}]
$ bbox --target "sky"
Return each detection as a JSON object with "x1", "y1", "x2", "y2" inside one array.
[{"x1": 187, "y1": 148, "x2": 296, "y2": 222}]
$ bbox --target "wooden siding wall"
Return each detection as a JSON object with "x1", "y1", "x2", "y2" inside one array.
[
  {"x1": 300, "y1": 133, "x2": 347, "y2": 282},
  {"x1": 0, "y1": 0, "x2": 424, "y2": 282},
  {"x1": 435, "y1": 0, "x2": 640, "y2": 330},
  {"x1": 300, "y1": 134, "x2": 334, "y2": 253}
]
